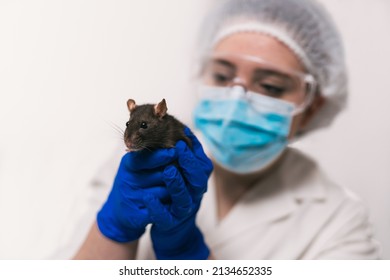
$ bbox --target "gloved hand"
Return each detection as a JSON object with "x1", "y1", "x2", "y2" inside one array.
[
  {"x1": 97, "y1": 149, "x2": 177, "y2": 243},
  {"x1": 144, "y1": 129, "x2": 213, "y2": 259}
]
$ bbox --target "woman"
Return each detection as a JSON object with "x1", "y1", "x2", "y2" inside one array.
[{"x1": 74, "y1": 0, "x2": 379, "y2": 259}]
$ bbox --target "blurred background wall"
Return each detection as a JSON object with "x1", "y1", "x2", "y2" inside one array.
[{"x1": 0, "y1": 0, "x2": 389, "y2": 259}]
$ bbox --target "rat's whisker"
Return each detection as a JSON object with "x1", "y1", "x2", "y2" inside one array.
[
  {"x1": 111, "y1": 126, "x2": 125, "y2": 137},
  {"x1": 140, "y1": 145, "x2": 152, "y2": 152},
  {"x1": 108, "y1": 129, "x2": 125, "y2": 143},
  {"x1": 105, "y1": 120, "x2": 125, "y2": 134},
  {"x1": 111, "y1": 125, "x2": 124, "y2": 134},
  {"x1": 144, "y1": 141, "x2": 170, "y2": 146},
  {"x1": 113, "y1": 124, "x2": 125, "y2": 134}
]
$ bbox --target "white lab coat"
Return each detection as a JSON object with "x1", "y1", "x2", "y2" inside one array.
[{"x1": 135, "y1": 148, "x2": 380, "y2": 259}]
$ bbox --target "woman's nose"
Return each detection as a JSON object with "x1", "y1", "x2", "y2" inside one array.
[{"x1": 231, "y1": 76, "x2": 249, "y2": 91}]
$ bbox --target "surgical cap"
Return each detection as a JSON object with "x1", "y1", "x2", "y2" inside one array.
[{"x1": 197, "y1": 0, "x2": 348, "y2": 133}]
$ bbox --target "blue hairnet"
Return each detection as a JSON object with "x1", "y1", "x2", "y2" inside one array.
[{"x1": 197, "y1": 0, "x2": 348, "y2": 133}]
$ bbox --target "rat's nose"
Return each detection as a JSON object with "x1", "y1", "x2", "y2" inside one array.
[{"x1": 124, "y1": 139, "x2": 133, "y2": 149}]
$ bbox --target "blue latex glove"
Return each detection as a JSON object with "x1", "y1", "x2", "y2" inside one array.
[
  {"x1": 97, "y1": 149, "x2": 177, "y2": 243},
  {"x1": 144, "y1": 129, "x2": 213, "y2": 259}
]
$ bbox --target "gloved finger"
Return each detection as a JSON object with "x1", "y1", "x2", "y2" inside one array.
[
  {"x1": 122, "y1": 207, "x2": 151, "y2": 229},
  {"x1": 180, "y1": 128, "x2": 213, "y2": 176},
  {"x1": 121, "y1": 186, "x2": 169, "y2": 205},
  {"x1": 184, "y1": 127, "x2": 210, "y2": 164},
  {"x1": 142, "y1": 187, "x2": 170, "y2": 203},
  {"x1": 143, "y1": 194, "x2": 175, "y2": 229},
  {"x1": 163, "y1": 165, "x2": 192, "y2": 218},
  {"x1": 175, "y1": 141, "x2": 209, "y2": 194},
  {"x1": 119, "y1": 198, "x2": 151, "y2": 221},
  {"x1": 123, "y1": 148, "x2": 178, "y2": 171},
  {"x1": 124, "y1": 170, "x2": 165, "y2": 188}
]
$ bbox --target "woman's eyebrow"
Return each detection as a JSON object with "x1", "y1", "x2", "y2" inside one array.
[
  {"x1": 213, "y1": 59, "x2": 236, "y2": 70},
  {"x1": 254, "y1": 69, "x2": 291, "y2": 81}
]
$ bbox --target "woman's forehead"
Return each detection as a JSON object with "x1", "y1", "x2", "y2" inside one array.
[{"x1": 213, "y1": 32, "x2": 306, "y2": 73}]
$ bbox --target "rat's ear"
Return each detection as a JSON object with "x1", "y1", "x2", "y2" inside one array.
[
  {"x1": 127, "y1": 99, "x2": 137, "y2": 112},
  {"x1": 154, "y1": 98, "x2": 167, "y2": 119}
]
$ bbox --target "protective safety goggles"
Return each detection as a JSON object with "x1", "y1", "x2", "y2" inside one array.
[{"x1": 200, "y1": 52, "x2": 316, "y2": 115}]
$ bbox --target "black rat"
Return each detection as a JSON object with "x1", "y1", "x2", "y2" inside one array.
[{"x1": 124, "y1": 98, "x2": 192, "y2": 151}]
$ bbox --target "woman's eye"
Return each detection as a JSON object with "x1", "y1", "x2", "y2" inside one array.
[
  {"x1": 212, "y1": 73, "x2": 230, "y2": 84},
  {"x1": 261, "y1": 84, "x2": 285, "y2": 97},
  {"x1": 126, "y1": 121, "x2": 130, "y2": 127},
  {"x1": 140, "y1": 122, "x2": 148, "y2": 129}
]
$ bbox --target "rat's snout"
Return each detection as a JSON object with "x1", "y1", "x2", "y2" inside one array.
[
  {"x1": 124, "y1": 135, "x2": 135, "y2": 150},
  {"x1": 124, "y1": 139, "x2": 132, "y2": 149},
  {"x1": 123, "y1": 130, "x2": 132, "y2": 149},
  {"x1": 124, "y1": 134, "x2": 141, "y2": 152}
]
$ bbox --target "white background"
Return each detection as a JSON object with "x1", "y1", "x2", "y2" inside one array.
[{"x1": 0, "y1": 0, "x2": 389, "y2": 259}]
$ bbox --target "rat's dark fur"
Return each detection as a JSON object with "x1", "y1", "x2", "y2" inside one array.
[{"x1": 124, "y1": 100, "x2": 191, "y2": 151}]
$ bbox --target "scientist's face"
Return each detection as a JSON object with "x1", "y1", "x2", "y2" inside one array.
[{"x1": 210, "y1": 32, "x2": 324, "y2": 138}]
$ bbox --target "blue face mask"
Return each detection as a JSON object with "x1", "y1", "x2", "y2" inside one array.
[{"x1": 193, "y1": 85, "x2": 295, "y2": 174}]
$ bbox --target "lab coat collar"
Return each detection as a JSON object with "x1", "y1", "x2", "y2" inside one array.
[
  {"x1": 205, "y1": 173, "x2": 296, "y2": 247},
  {"x1": 202, "y1": 148, "x2": 327, "y2": 248},
  {"x1": 280, "y1": 148, "x2": 327, "y2": 202}
]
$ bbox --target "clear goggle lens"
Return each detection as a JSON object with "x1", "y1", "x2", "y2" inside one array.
[{"x1": 200, "y1": 53, "x2": 316, "y2": 115}]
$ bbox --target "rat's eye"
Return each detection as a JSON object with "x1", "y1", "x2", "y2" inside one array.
[
  {"x1": 126, "y1": 121, "x2": 130, "y2": 127},
  {"x1": 140, "y1": 122, "x2": 148, "y2": 129}
]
